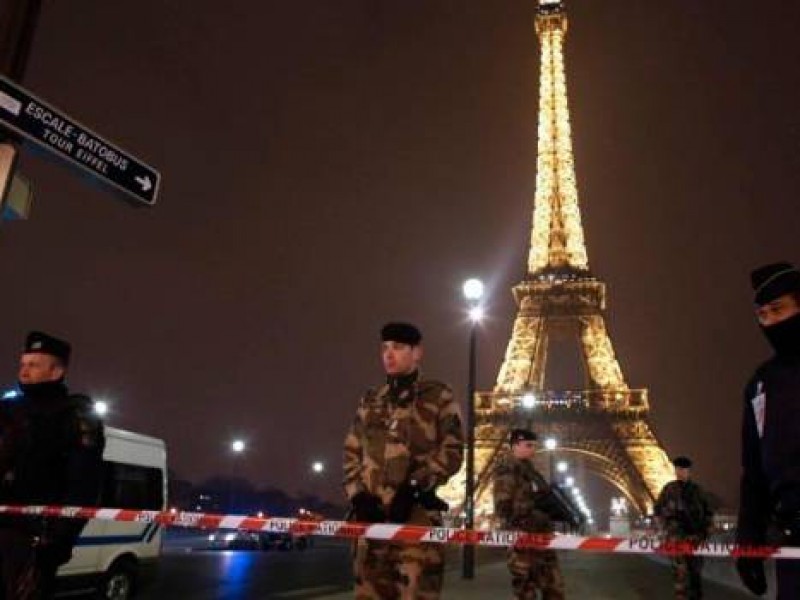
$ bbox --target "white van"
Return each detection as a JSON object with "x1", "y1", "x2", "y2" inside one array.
[{"x1": 57, "y1": 427, "x2": 167, "y2": 599}]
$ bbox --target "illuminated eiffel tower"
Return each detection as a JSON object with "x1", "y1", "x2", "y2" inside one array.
[{"x1": 441, "y1": 0, "x2": 673, "y2": 518}]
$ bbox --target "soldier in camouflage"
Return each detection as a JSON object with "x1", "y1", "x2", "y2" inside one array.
[
  {"x1": 654, "y1": 456, "x2": 713, "y2": 600},
  {"x1": 343, "y1": 322, "x2": 464, "y2": 600},
  {"x1": 493, "y1": 428, "x2": 565, "y2": 600}
]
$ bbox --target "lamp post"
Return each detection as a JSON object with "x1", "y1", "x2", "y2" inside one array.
[
  {"x1": 521, "y1": 392, "x2": 536, "y2": 429},
  {"x1": 230, "y1": 439, "x2": 245, "y2": 511},
  {"x1": 310, "y1": 460, "x2": 325, "y2": 510},
  {"x1": 544, "y1": 437, "x2": 557, "y2": 482},
  {"x1": 462, "y1": 277, "x2": 484, "y2": 580}
]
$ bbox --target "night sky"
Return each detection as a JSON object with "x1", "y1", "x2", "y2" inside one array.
[{"x1": 0, "y1": 0, "x2": 798, "y2": 508}]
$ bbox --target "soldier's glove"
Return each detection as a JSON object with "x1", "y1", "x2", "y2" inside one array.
[
  {"x1": 388, "y1": 482, "x2": 420, "y2": 523},
  {"x1": 350, "y1": 492, "x2": 385, "y2": 524},
  {"x1": 418, "y1": 489, "x2": 449, "y2": 512},
  {"x1": 735, "y1": 557, "x2": 767, "y2": 596}
]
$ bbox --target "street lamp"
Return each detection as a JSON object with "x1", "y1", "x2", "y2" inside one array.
[
  {"x1": 556, "y1": 461, "x2": 568, "y2": 474},
  {"x1": 462, "y1": 277, "x2": 484, "y2": 580},
  {"x1": 463, "y1": 278, "x2": 484, "y2": 302},
  {"x1": 521, "y1": 393, "x2": 536, "y2": 409},
  {"x1": 229, "y1": 439, "x2": 246, "y2": 511},
  {"x1": 94, "y1": 400, "x2": 109, "y2": 417},
  {"x1": 521, "y1": 392, "x2": 536, "y2": 429},
  {"x1": 311, "y1": 461, "x2": 324, "y2": 474},
  {"x1": 544, "y1": 437, "x2": 557, "y2": 482}
]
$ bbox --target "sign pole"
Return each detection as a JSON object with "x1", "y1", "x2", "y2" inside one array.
[{"x1": 0, "y1": 0, "x2": 42, "y2": 82}]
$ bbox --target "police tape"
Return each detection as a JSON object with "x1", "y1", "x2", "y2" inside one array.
[{"x1": 0, "y1": 504, "x2": 797, "y2": 559}]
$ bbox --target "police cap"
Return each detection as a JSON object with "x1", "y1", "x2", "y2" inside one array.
[
  {"x1": 751, "y1": 262, "x2": 800, "y2": 306},
  {"x1": 24, "y1": 331, "x2": 71, "y2": 366},
  {"x1": 672, "y1": 456, "x2": 692, "y2": 469},
  {"x1": 509, "y1": 428, "x2": 537, "y2": 445},
  {"x1": 380, "y1": 322, "x2": 422, "y2": 346}
]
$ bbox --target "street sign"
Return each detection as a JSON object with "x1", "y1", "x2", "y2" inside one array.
[{"x1": 0, "y1": 75, "x2": 159, "y2": 206}]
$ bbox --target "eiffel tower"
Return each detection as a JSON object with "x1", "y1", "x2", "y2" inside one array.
[{"x1": 441, "y1": 0, "x2": 673, "y2": 518}]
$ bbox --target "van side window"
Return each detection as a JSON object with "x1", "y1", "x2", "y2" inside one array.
[{"x1": 101, "y1": 461, "x2": 164, "y2": 510}]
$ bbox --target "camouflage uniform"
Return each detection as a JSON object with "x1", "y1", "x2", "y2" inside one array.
[
  {"x1": 493, "y1": 455, "x2": 565, "y2": 600},
  {"x1": 343, "y1": 373, "x2": 464, "y2": 600},
  {"x1": 654, "y1": 480, "x2": 713, "y2": 600}
]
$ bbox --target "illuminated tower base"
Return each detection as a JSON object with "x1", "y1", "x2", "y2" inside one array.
[{"x1": 439, "y1": 0, "x2": 672, "y2": 521}]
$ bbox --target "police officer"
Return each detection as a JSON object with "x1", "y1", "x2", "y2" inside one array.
[
  {"x1": 343, "y1": 322, "x2": 464, "y2": 599},
  {"x1": 736, "y1": 262, "x2": 800, "y2": 598},
  {"x1": 654, "y1": 456, "x2": 713, "y2": 599},
  {"x1": 0, "y1": 331, "x2": 105, "y2": 599},
  {"x1": 493, "y1": 428, "x2": 565, "y2": 600}
]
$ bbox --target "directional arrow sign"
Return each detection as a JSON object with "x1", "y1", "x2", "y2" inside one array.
[{"x1": 0, "y1": 75, "x2": 160, "y2": 206}]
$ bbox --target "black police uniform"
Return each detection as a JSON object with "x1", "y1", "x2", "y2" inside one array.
[
  {"x1": 0, "y1": 332, "x2": 105, "y2": 599},
  {"x1": 737, "y1": 264, "x2": 800, "y2": 599}
]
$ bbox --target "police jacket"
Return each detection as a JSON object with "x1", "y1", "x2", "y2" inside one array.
[
  {"x1": 737, "y1": 350, "x2": 800, "y2": 544},
  {"x1": 0, "y1": 383, "x2": 105, "y2": 509}
]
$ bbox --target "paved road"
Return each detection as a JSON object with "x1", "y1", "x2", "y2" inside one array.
[
  {"x1": 138, "y1": 537, "x2": 352, "y2": 599},
  {"x1": 129, "y1": 534, "x2": 760, "y2": 599}
]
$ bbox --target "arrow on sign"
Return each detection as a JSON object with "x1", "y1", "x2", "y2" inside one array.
[{"x1": 135, "y1": 175, "x2": 152, "y2": 192}]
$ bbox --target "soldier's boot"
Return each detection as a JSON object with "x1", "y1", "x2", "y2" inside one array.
[
  {"x1": 539, "y1": 569, "x2": 566, "y2": 599},
  {"x1": 536, "y1": 551, "x2": 565, "y2": 600},
  {"x1": 512, "y1": 576, "x2": 538, "y2": 600},
  {"x1": 672, "y1": 556, "x2": 689, "y2": 600},
  {"x1": 687, "y1": 557, "x2": 704, "y2": 599},
  {"x1": 509, "y1": 550, "x2": 537, "y2": 600}
]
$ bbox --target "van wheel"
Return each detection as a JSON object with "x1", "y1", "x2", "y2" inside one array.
[{"x1": 99, "y1": 559, "x2": 136, "y2": 600}]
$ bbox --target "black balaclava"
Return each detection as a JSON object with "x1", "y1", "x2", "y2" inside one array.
[{"x1": 750, "y1": 263, "x2": 800, "y2": 356}]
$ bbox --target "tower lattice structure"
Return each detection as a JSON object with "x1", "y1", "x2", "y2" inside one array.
[{"x1": 440, "y1": 0, "x2": 673, "y2": 519}]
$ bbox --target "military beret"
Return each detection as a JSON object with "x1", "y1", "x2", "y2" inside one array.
[
  {"x1": 509, "y1": 428, "x2": 537, "y2": 445},
  {"x1": 751, "y1": 262, "x2": 800, "y2": 306},
  {"x1": 672, "y1": 456, "x2": 692, "y2": 468},
  {"x1": 24, "y1": 331, "x2": 71, "y2": 365},
  {"x1": 380, "y1": 322, "x2": 422, "y2": 346}
]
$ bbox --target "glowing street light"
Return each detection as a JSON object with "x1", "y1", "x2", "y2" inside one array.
[
  {"x1": 462, "y1": 278, "x2": 484, "y2": 302},
  {"x1": 311, "y1": 461, "x2": 325, "y2": 474},
  {"x1": 231, "y1": 439, "x2": 245, "y2": 454},
  {"x1": 94, "y1": 400, "x2": 109, "y2": 417},
  {"x1": 544, "y1": 437, "x2": 558, "y2": 482},
  {"x1": 565, "y1": 476, "x2": 575, "y2": 487},
  {"x1": 521, "y1": 393, "x2": 536, "y2": 409},
  {"x1": 556, "y1": 461, "x2": 568, "y2": 473}
]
